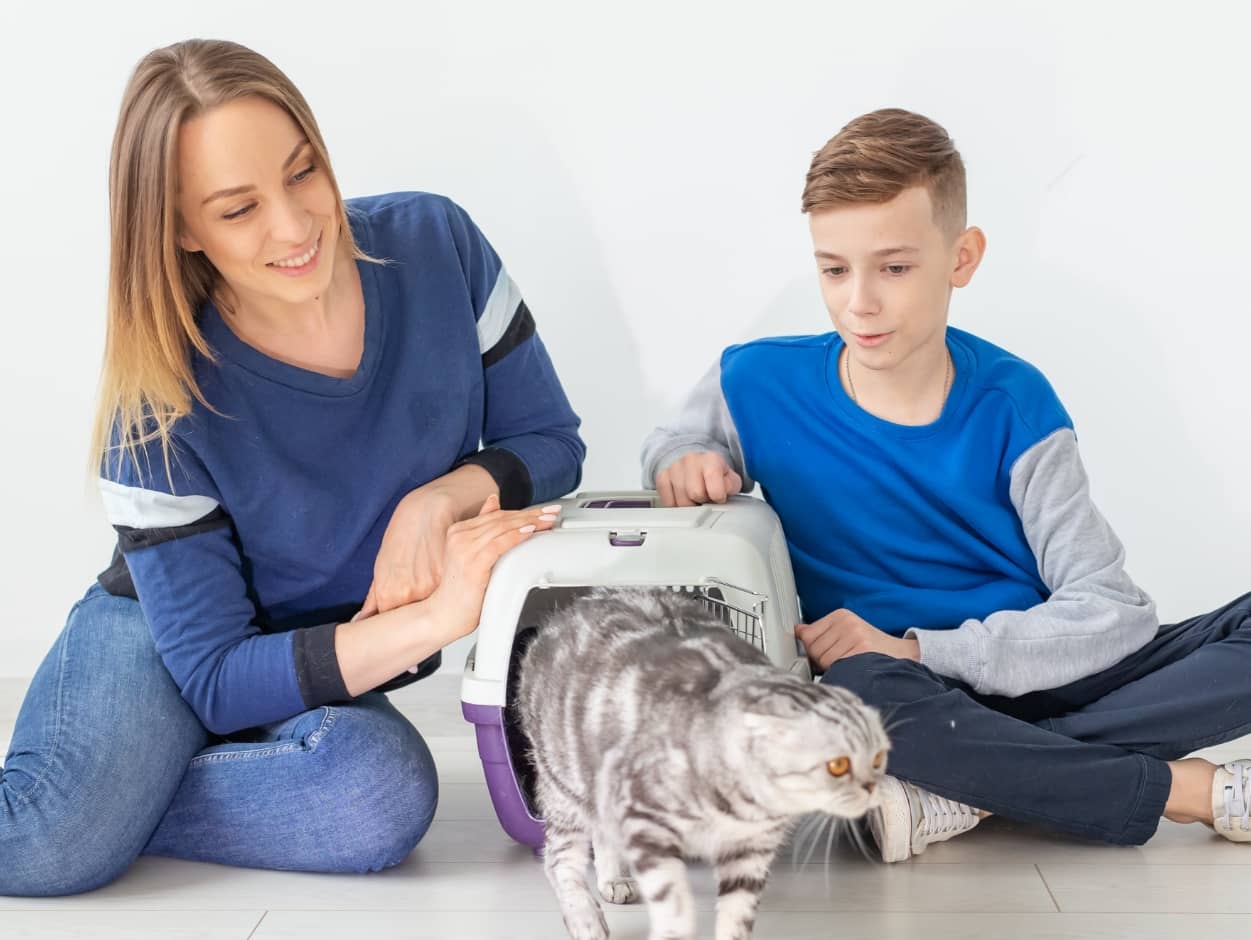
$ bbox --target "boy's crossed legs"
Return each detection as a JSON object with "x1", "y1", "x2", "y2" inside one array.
[{"x1": 823, "y1": 592, "x2": 1251, "y2": 860}]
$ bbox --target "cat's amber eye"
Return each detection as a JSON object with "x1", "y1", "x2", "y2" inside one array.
[
  {"x1": 872, "y1": 751, "x2": 886, "y2": 771},
  {"x1": 827, "y1": 757, "x2": 851, "y2": 777}
]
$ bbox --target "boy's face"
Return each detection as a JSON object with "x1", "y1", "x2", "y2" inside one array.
[{"x1": 808, "y1": 186, "x2": 983, "y2": 375}]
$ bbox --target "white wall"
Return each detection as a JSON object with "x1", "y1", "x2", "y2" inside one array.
[{"x1": 1, "y1": 0, "x2": 1248, "y2": 678}]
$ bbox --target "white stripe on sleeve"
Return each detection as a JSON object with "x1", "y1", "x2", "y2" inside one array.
[
  {"x1": 98, "y1": 478, "x2": 221, "y2": 529},
  {"x1": 476, "y1": 267, "x2": 523, "y2": 355}
]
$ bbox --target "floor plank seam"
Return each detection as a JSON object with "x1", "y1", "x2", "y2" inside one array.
[
  {"x1": 1035, "y1": 864, "x2": 1061, "y2": 912},
  {"x1": 244, "y1": 910, "x2": 268, "y2": 940}
]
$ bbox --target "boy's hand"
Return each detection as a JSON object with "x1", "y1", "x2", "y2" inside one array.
[
  {"x1": 796, "y1": 609, "x2": 921, "y2": 671},
  {"x1": 655, "y1": 452, "x2": 743, "y2": 507}
]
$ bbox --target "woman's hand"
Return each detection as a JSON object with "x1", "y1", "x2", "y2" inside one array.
[
  {"x1": 355, "y1": 465, "x2": 513, "y2": 620},
  {"x1": 335, "y1": 494, "x2": 559, "y2": 694},
  {"x1": 358, "y1": 485, "x2": 460, "y2": 619},
  {"x1": 422, "y1": 494, "x2": 557, "y2": 640}
]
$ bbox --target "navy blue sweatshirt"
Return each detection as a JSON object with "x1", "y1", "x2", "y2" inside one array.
[{"x1": 98, "y1": 193, "x2": 585, "y2": 734}]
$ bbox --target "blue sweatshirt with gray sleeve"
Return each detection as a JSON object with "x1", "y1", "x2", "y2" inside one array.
[
  {"x1": 641, "y1": 328, "x2": 1156, "y2": 697},
  {"x1": 98, "y1": 192, "x2": 585, "y2": 734}
]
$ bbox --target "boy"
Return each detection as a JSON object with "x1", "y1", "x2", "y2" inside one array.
[{"x1": 640, "y1": 109, "x2": 1251, "y2": 862}]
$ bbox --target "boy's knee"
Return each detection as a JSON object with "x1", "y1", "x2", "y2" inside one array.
[{"x1": 821, "y1": 652, "x2": 945, "y2": 707}]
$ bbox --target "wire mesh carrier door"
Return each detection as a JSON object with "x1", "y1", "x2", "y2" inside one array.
[{"x1": 686, "y1": 579, "x2": 768, "y2": 651}]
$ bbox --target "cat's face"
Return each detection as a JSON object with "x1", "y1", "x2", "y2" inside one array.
[{"x1": 736, "y1": 680, "x2": 889, "y2": 819}]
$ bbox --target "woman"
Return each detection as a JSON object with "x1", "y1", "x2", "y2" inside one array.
[{"x1": 0, "y1": 39, "x2": 584, "y2": 895}]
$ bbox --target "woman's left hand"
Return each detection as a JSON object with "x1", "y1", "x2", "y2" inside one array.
[{"x1": 354, "y1": 466, "x2": 500, "y2": 620}]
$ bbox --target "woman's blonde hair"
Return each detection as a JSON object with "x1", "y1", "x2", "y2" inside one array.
[{"x1": 93, "y1": 39, "x2": 365, "y2": 483}]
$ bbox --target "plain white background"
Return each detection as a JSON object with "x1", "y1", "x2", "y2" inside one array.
[{"x1": 0, "y1": 0, "x2": 1247, "y2": 679}]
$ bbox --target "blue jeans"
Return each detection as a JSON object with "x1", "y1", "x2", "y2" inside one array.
[
  {"x1": 0, "y1": 584, "x2": 439, "y2": 896},
  {"x1": 823, "y1": 592, "x2": 1251, "y2": 845}
]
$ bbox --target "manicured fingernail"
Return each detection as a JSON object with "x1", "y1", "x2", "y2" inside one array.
[
  {"x1": 541, "y1": 505, "x2": 561, "y2": 513},
  {"x1": 519, "y1": 524, "x2": 537, "y2": 533},
  {"x1": 539, "y1": 514, "x2": 558, "y2": 522}
]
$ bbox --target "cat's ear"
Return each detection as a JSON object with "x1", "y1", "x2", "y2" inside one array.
[
  {"x1": 746, "y1": 694, "x2": 808, "y2": 721},
  {"x1": 742, "y1": 696, "x2": 807, "y2": 737}
]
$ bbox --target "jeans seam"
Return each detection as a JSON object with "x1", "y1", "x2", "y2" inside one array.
[
  {"x1": 9, "y1": 599, "x2": 85, "y2": 807},
  {"x1": 1117, "y1": 755, "x2": 1171, "y2": 844},
  {"x1": 304, "y1": 706, "x2": 339, "y2": 751},
  {"x1": 185, "y1": 706, "x2": 339, "y2": 766},
  {"x1": 188, "y1": 743, "x2": 304, "y2": 765},
  {"x1": 1173, "y1": 718, "x2": 1251, "y2": 756}
]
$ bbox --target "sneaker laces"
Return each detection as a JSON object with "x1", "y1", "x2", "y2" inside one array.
[
  {"x1": 1220, "y1": 762, "x2": 1251, "y2": 833},
  {"x1": 915, "y1": 788, "x2": 981, "y2": 838}
]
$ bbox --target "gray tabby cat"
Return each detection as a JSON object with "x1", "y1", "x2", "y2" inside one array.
[{"x1": 516, "y1": 588, "x2": 889, "y2": 940}]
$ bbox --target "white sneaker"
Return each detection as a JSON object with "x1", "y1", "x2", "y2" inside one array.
[
  {"x1": 1212, "y1": 760, "x2": 1251, "y2": 842},
  {"x1": 868, "y1": 775, "x2": 983, "y2": 863}
]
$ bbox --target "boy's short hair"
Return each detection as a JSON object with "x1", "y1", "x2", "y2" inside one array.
[{"x1": 802, "y1": 108, "x2": 966, "y2": 235}]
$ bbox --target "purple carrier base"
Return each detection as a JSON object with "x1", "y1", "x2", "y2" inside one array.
[{"x1": 461, "y1": 702, "x2": 546, "y2": 850}]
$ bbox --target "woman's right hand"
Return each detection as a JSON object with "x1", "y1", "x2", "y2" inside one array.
[{"x1": 422, "y1": 493, "x2": 557, "y2": 640}]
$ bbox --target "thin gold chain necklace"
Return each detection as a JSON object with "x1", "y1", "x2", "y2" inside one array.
[{"x1": 846, "y1": 347, "x2": 953, "y2": 411}]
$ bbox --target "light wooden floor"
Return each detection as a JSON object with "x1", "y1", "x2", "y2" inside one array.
[{"x1": 2, "y1": 674, "x2": 1248, "y2": 939}]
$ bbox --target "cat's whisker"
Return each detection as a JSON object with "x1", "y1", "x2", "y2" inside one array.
[
  {"x1": 789, "y1": 816, "x2": 810, "y2": 866},
  {"x1": 789, "y1": 812, "x2": 822, "y2": 867},
  {"x1": 883, "y1": 716, "x2": 915, "y2": 736},
  {"x1": 846, "y1": 815, "x2": 878, "y2": 864},
  {"x1": 821, "y1": 814, "x2": 838, "y2": 892},
  {"x1": 878, "y1": 705, "x2": 913, "y2": 736},
  {"x1": 798, "y1": 813, "x2": 829, "y2": 869}
]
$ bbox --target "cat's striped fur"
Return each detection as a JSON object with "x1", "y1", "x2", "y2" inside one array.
[{"x1": 517, "y1": 589, "x2": 889, "y2": 940}]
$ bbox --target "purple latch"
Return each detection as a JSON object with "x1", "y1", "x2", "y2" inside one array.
[
  {"x1": 580, "y1": 498, "x2": 655, "y2": 509},
  {"x1": 608, "y1": 530, "x2": 646, "y2": 547}
]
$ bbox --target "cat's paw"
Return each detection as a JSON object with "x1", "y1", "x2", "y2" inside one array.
[
  {"x1": 562, "y1": 903, "x2": 610, "y2": 940},
  {"x1": 598, "y1": 876, "x2": 641, "y2": 904}
]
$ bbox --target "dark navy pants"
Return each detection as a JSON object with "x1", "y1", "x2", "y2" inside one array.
[{"x1": 821, "y1": 592, "x2": 1251, "y2": 845}]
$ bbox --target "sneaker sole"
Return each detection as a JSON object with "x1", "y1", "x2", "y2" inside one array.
[{"x1": 869, "y1": 778, "x2": 915, "y2": 863}]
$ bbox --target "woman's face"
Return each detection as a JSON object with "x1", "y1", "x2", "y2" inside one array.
[{"x1": 175, "y1": 96, "x2": 340, "y2": 311}]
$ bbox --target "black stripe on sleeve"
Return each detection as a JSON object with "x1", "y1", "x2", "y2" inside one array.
[
  {"x1": 481, "y1": 300, "x2": 536, "y2": 369},
  {"x1": 98, "y1": 507, "x2": 234, "y2": 599},
  {"x1": 456, "y1": 447, "x2": 533, "y2": 509},
  {"x1": 293, "y1": 621, "x2": 351, "y2": 707},
  {"x1": 97, "y1": 546, "x2": 137, "y2": 598},
  {"x1": 292, "y1": 627, "x2": 442, "y2": 705},
  {"x1": 112, "y1": 507, "x2": 232, "y2": 552}
]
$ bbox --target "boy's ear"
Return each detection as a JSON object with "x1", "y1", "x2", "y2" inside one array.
[{"x1": 949, "y1": 226, "x2": 987, "y2": 288}]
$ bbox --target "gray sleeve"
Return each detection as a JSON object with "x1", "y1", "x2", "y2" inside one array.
[
  {"x1": 640, "y1": 359, "x2": 755, "y2": 492},
  {"x1": 907, "y1": 428, "x2": 1158, "y2": 697}
]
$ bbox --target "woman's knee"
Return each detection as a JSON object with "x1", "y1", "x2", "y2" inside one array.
[
  {"x1": 0, "y1": 589, "x2": 207, "y2": 896},
  {"x1": 0, "y1": 827, "x2": 134, "y2": 897},
  {"x1": 313, "y1": 698, "x2": 439, "y2": 872}
]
